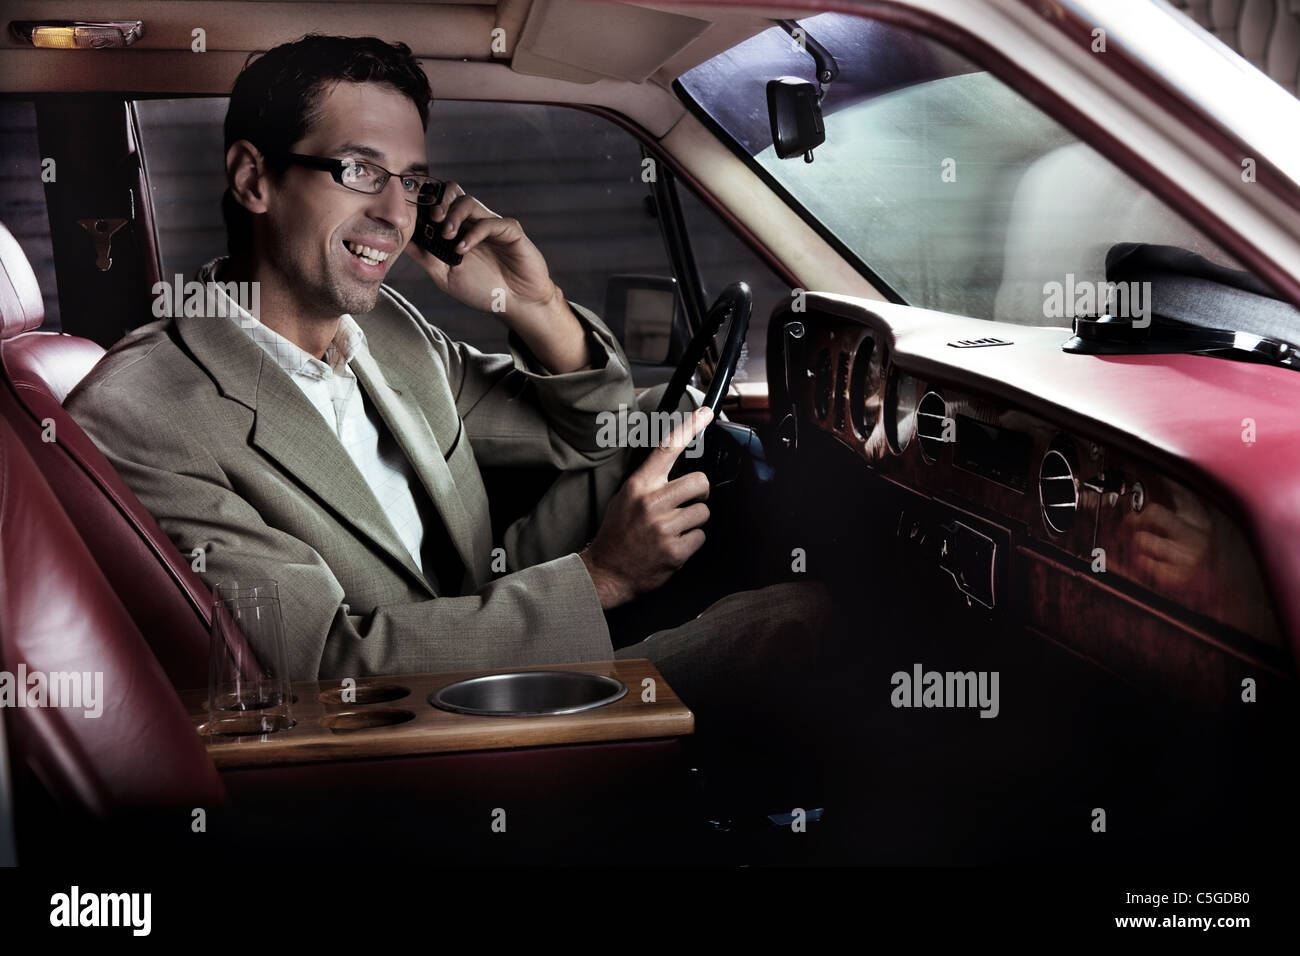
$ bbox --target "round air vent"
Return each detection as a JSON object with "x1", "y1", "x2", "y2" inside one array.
[
  {"x1": 916, "y1": 391, "x2": 950, "y2": 462},
  {"x1": 1039, "y1": 445, "x2": 1079, "y2": 535}
]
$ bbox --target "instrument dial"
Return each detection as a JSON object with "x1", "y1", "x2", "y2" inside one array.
[{"x1": 886, "y1": 367, "x2": 920, "y2": 453}]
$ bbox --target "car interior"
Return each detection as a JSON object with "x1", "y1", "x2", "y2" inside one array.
[{"x1": 1, "y1": 0, "x2": 1297, "y2": 868}]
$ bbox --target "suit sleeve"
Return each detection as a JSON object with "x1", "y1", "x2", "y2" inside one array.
[
  {"x1": 377, "y1": 285, "x2": 637, "y2": 471},
  {"x1": 67, "y1": 384, "x2": 614, "y2": 682}
]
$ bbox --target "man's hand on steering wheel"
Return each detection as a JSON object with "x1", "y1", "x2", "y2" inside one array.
[
  {"x1": 580, "y1": 406, "x2": 714, "y2": 611},
  {"x1": 579, "y1": 282, "x2": 753, "y2": 609}
]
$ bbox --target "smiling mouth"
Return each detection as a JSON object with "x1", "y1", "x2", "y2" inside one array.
[{"x1": 343, "y1": 240, "x2": 391, "y2": 267}]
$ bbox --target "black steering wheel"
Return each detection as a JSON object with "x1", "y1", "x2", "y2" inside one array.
[
  {"x1": 655, "y1": 281, "x2": 752, "y2": 419},
  {"x1": 622, "y1": 281, "x2": 752, "y2": 484}
]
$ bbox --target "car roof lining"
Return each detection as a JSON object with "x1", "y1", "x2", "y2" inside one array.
[{"x1": 0, "y1": 0, "x2": 804, "y2": 95}]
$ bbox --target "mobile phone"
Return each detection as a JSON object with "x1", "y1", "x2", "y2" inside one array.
[{"x1": 414, "y1": 181, "x2": 463, "y2": 266}]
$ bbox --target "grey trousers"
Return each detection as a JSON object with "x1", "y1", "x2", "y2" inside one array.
[{"x1": 615, "y1": 579, "x2": 832, "y2": 720}]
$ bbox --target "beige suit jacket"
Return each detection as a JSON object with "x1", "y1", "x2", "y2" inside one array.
[{"x1": 66, "y1": 282, "x2": 637, "y2": 681}]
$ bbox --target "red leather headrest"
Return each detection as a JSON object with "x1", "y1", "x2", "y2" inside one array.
[{"x1": 0, "y1": 221, "x2": 44, "y2": 340}]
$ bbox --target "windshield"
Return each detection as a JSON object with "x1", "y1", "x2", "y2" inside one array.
[{"x1": 677, "y1": 13, "x2": 1243, "y2": 327}]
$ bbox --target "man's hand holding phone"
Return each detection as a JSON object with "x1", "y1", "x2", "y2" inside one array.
[
  {"x1": 580, "y1": 406, "x2": 714, "y2": 610},
  {"x1": 413, "y1": 183, "x2": 464, "y2": 266},
  {"x1": 404, "y1": 179, "x2": 591, "y2": 373},
  {"x1": 405, "y1": 180, "x2": 557, "y2": 315}
]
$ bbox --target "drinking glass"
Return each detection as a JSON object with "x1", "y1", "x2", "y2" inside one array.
[{"x1": 206, "y1": 580, "x2": 295, "y2": 735}]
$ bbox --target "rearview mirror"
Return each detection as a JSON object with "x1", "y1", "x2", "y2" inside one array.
[
  {"x1": 766, "y1": 77, "x2": 825, "y2": 162},
  {"x1": 602, "y1": 274, "x2": 683, "y2": 365}
]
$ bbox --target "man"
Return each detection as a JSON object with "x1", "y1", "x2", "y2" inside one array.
[{"x1": 66, "y1": 36, "x2": 828, "y2": 716}]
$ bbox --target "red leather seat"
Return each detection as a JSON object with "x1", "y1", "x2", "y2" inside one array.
[
  {"x1": 0, "y1": 414, "x2": 224, "y2": 812},
  {"x1": 0, "y1": 220, "x2": 211, "y2": 689}
]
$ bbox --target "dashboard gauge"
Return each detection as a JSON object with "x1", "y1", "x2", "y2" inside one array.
[
  {"x1": 885, "y1": 368, "x2": 919, "y2": 453},
  {"x1": 849, "y1": 333, "x2": 883, "y2": 439},
  {"x1": 811, "y1": 348, "x2": 833, "y2": 421}
]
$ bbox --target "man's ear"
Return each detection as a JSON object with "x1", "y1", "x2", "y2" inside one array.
[{"x1": 227, "y1": 139, "x2": 271, "y2": 215}]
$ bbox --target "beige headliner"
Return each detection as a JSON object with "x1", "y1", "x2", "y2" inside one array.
[
  {"x1": 0, "y1": 0, "x2": 883, "y2": 301},
  {"x1": 0, "y1": 0, "x2": 807, "y2": 96}
]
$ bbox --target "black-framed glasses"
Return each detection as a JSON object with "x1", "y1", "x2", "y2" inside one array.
[{"x1": 279, "y1": 152, "x2": 445, "y2": 205}]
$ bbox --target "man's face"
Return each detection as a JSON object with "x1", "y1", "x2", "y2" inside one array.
[{"x1": 259, "y1": 80, "x2": 426, "y2": 319}]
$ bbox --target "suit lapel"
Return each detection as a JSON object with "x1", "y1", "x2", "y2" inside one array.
[
  {"x1": 250, "y1": 365, "x2": 441, "y2": 595},
  {"x1": 175, "y1": 309, "x2": 437, "y2": 598},
  {"x1": 351, "y1": 350, "x2": 481, "y2": 592}
]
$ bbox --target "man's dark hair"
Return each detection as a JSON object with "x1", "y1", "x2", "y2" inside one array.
[{"x1": 221, "y1": 34, "x2": 433, "y2": 256}]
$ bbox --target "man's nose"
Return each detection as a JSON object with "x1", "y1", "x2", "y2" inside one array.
[{"x1": 369, "y1": 175, "x2": 414, "y2": 232}]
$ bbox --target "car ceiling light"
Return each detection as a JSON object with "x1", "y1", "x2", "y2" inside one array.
[{"x1": 10, "y1": 20, "x2": 144, "y2": 49}]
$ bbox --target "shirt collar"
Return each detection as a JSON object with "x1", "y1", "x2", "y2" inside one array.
[{"x1": 196, "y1": 256, "x2": 367, "y2": 379}]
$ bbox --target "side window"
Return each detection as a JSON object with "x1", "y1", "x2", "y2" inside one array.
[
  {"x1": 676, "y1": 181, "x2": 791, "y2": 387},
  {"x1": 136, "y1": 98, "x2": 677, "y2": 376},
  {"x1": 0, "y1": 100, "x2": 61, "y2": 330},
  {"x1": 388, "y1": 101, "x2": 670, "y2": 360},
  {"x1": 135, "y1": 98, "x2": 228, "y2": 285}
]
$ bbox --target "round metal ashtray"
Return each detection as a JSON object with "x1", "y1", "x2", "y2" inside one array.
[{"x1": 428, "y1": 670, "x2": 627, "y2": 717}]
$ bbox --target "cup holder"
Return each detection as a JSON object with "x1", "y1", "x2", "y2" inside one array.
[
  {"x1": 201, "y1": 713, "x2": 297, "y2": 737},
  {"x1": 318, "y1": 684, "x2": 411, "y2": 705},
  {"x1": 320, "y1": 709, "x2": 417, "y2": 734},
  {"x1": 429, "y1": 670, "x2": 627, "y2": 717}
]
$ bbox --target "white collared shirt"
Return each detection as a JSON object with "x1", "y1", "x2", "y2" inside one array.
[{"x1": 198, "y1": 258, "x2": 430, "y2": 576}]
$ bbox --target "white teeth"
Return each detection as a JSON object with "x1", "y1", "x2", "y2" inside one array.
[{"x1": 344, "y1": 241, "x2": 389, "y2": 265}]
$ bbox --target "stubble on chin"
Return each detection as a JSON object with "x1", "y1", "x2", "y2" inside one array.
[{"x1": 324, "y1": 272, "x2": 383, "y2": 317}]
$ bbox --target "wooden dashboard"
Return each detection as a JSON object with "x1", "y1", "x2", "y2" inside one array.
[{"x1": 766, "y1": 293, "x2": 1295, "y2": 707}]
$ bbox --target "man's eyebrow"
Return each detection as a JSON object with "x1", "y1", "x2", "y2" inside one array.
[{"x1": 334, "y1": 142, "x2": 430, "y2": 175}]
